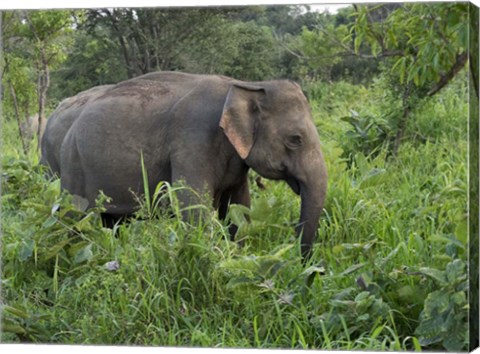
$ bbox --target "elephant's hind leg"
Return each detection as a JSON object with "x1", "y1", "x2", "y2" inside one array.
[{"x1": 60, "y1": 134, "x2": 91, "y2": 210}]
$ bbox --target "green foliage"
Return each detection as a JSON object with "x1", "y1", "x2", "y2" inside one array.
[
  {"x1": 339, "y1": 110, "x2": 392, "y2": 160},
  {"x1": 226, "y1": 5, "x2": 320, "y2": 36},
  {"x1": 352, "y1": 3, "x2": 468, "y2": 91},
  {"x1": 1, "y1": 157, "x2": 110, "y2": 341},
  {"x1": 310, "y1": 69, "x2": 468, "y2": 161},
  {"x1": 1, "y1": 54, "x2": 37, "y2": 120},
  {"x1": 293, "y1": 23, "x2": 348, "y2": 80},
  {"x1": 2, "y1": 12, "x2": 38, "y2": 119},
  {"x1": 287, "y1": 5, "x2": 382, "y2": 84},
  {"x1": 414, "y1": 259, "x2": 469, "y2": 351},
  {"x1": 2, "y1": 9, "x2": 73, "y2": 152},
  {"x1": 49, "y1": 25, "x2": 128, "y2": 99},
  {"x1": 223, "y1": 22, "x2": 279, "y2": 81},
  {"x1": 49, "y1": 8, "x2": 286, "y2": 98},
  {"x1": 181, "y1": 20, "x2": 279, "y2": 81},
  {"x1": 320, "y1": 290, "x2": 392, "y2": 338},
  {"x1": 14, "y1": 9, "x2": 73, "y2": 80}
]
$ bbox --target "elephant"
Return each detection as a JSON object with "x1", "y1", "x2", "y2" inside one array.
[
  {"x1": 40, "y1": 71, "x2": 328, "y2": 259},
  {"x1": 20, "y1": 113, "x2": 43, "y2": 141}
]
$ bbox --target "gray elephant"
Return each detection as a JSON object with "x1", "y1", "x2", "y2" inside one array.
[
  {"x1": 41, "y1": 71, "x2": 327, "y2": 259},
  {"x1": 20, "y1": 113, "x2": 39, "y2": 141}
]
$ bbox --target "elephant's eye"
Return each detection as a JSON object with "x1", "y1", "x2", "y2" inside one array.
[{"x1": 285, "y1": 134, "x2": 303, "y2": 149}]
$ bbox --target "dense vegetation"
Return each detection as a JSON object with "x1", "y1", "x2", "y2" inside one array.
[{"x1": 1, "y1": 3, "x2": 476, "y2": 351}]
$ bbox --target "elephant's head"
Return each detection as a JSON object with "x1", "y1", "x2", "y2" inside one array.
[{"x1": 220, "y1": 81, "x2": 328, "y2": 259}]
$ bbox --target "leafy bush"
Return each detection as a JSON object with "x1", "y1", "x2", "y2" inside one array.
[
  {"x1": 2, "y1": 157, "x2": 111, "y2": 341},
  {"x1": 414, "y1": 259, "x2": 469, "y2": 351},
  {"x1": 339, "y1": 110, "x2": 392, "y2": 161}
]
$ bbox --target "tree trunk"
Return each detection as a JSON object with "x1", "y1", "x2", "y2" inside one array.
[
  {"x1": 427, "y1": 51, "x2": 468, "y2": 97},
  {"x1": 105, "y1": 9, "x2": 135, "y2": 78},
  {"x1": 392, "y1": 83, "x2": 412, "y2": 157},
  {"x1": 23, "y1": 11, "x2": 50, "y2": 151},
  {"x1": 36, "y1": 47, "x2": 50, "y2": 151},
  {"x1": 392, "y1": 107, "x2": 410, "y2": 157},
  {"x1": 9, "y1": 83, "x2": 28, "y2": 155}
]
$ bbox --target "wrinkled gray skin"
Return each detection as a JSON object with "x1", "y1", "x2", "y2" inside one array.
[
  {"x1": 41, "y1": 72, "x2": 327, "y2": 259},
  {"x1": 41, "y1": 84, "x2": 114, "y2": 174}
]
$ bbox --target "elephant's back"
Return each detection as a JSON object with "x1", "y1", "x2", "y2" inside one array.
[
  {"x1": 45, "y1": 84, "x2": 114, "y2": 136},
  {"x1": 92, "y1": 71, "x2": 237, "y2": 103},
  {"x1": 91, "y1": 72, "x2": 208, "y2": 107},
  {"x1": 78, "y1": 72, "x2": 235, "y2": 131},
  {"x1": 41, "y1": 84, "x2": 114, "y2": 174}
]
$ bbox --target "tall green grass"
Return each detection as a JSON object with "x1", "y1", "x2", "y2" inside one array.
[{"x1": 1, "y1": 78, "x2": 469, "y2": 350}]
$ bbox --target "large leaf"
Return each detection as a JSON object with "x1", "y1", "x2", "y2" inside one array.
[
  {"x1": 445, "y1": 259, "x2": 466, "y2": 284},
  {"x1": 302, "y1": 265, "x2": 326, "y2": 287},
  {"x1": 357, "y1": 168, "x2": 387, "y2": 189},
  {"x1": 339, "y1": 262, "x2": 367, "y2": 276},
  {"x1": 72, "y1": 194, "x2": 89, "y2": 212},
  {"x1": 73, "y1": 244, "x2": 93, "y2": 264},
  {"x1": 42, "y1": 238, "x2": 72, "y2": 261},
  {"x1": 418, "y1": 267, "x2": 447, "y2": 286},
  {"x1": 2, "y1": 319, "x2": 27, "y2": 335},
  {"x1": 74, "y1": 212, "x2": 95, "y2": 232},
  {"x1": 41, "y1": 216, "x2": 57, "y2": 229},
  {"x1": 18, "y1": 239, "x2": 34, "y2": 262},
  {"x1": 257, "y1": 258, "x2": 286, "y2": 279},
  {"x1": 228, "y1": 204, "x2": 250, "y2": 226},
  {"x1": 423, "y1": 290, "x2": 450, "y2": 315},
  {"x1": 3, "y1": 305, "x2": 30, "y2": 320}
]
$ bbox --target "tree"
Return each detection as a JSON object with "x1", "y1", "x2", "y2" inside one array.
[
  {"x1": 74, "y1": 7, "x2": 285, "y2": 83},
  {"x1": 292, "y1": 3, "x2": 469, "y2": 155},
  {"x1": 2, "y1": 11, "x2": 38, "y2": 153},
  {"x1": 49, "y1": 19, "x2": 128, "y2": 99},
  {"x1": 2, "y1": 10, "x2": 73, "y2": 151},
  {"x1": 81, "y1": 8, "x2": 230, "y2": 78},
  {"x1": 350, "y1": 3, "x2": 468, "y2": 155},
  {"x1": 24, "y1": 10, "x2": 72, "y2": 150},
  {"x1": 352, "y1": 3, "x2": 468, "y2": 95},
  {"x1": 291, "y1": 19, "x2": 348, "y2": 80},
  {"x1": 225, "y1": 5, "x2": 320, "y2": 36},
  {"x1": 279, "y1": 6, "x2": 383, "y2": 82},
  {"x1": 223, "y1": 22, "x2": 279, "y2": 81}
]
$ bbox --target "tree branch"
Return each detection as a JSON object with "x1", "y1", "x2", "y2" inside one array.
[
  {"x1": 274, "y1": 37, "x2": 305, "y2": 60},
  {"x1": 104, "y1": 9, "x2": 135, "y2": 78},
  {"x1": 313, "y1": 24, "x2": 404, "y2": 59},
  {"x1": 8, "y1": 82, "x2": 29, "y2": 155},
  {"x1": 427, "y1": 51, "x2": 468, "y2": 97}
]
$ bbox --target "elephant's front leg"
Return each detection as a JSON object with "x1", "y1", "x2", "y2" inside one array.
[
  {"x1": 218, "y1": 176, "x2": 250, "y2": 241},
  {"x1": 174, "y1": 181, "x2": 213, "y2": 225}
]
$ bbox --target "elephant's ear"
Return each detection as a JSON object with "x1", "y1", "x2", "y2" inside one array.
[{"x1": 220, "y1": 84, "x2": 265, "y2": 160}]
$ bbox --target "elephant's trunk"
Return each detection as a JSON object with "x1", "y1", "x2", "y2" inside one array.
[{"x1": 295, "y1": 150, "x2": 327, "y2": 260}]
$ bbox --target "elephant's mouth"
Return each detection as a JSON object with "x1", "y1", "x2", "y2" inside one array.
[{"x1": 286, "y1": 177, "x2": 301, "y2": 195}]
